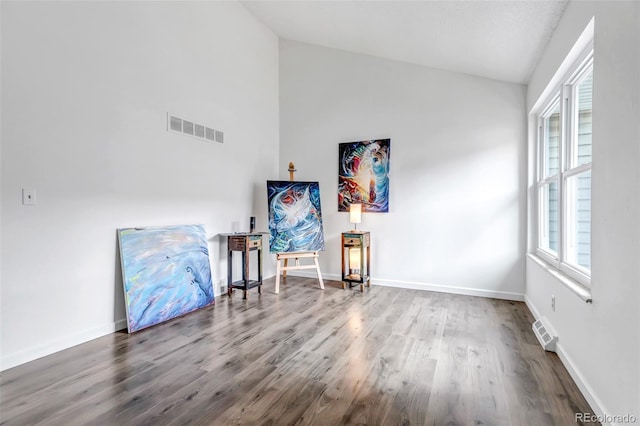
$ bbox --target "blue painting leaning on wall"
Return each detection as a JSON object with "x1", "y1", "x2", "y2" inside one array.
[
  {"x1": 118, "y1": 224, "x2": 214, "y2": 332},
  {"x1": 267, "y1": 181, "x2": 325, "y2": 253}
]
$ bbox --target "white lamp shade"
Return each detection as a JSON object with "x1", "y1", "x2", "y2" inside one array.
[
  {"x1": 349, "y1": 248, "x2": 361, "y2": 270},
  {"x1": 350, "y1": 203, "x2": 362, "y2": 224}
]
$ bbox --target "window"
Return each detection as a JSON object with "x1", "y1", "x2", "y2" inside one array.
[{"x1": 536, "y1": 51, "x2": 593, "y2": 286}]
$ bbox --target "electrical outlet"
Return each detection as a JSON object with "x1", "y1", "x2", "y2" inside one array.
[{"x1": 551, "y1": 295, "x2": 556, "y2": 312}]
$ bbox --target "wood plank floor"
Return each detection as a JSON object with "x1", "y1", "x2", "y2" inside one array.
[{"x1": 1, "y1": 277, "x2": 597, "y2": 425}]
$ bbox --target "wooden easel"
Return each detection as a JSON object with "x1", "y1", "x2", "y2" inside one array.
[{"x1": 274, "y1": 162, "x2": 325, "y2": 293}]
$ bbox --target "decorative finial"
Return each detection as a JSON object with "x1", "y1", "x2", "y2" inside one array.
[{"x1": 288, "y1": 162, "x2": 297, "y2": 181}]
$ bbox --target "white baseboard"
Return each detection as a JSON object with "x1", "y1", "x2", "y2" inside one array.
[
  {"x1": 524, "y1": 295, "x2": 543, "y2": 319},
  {"x1": 1, "y1": 289, "x2": 236, "y2": 372},
  {"x1": 0, "y1": 280, "x2": 520, "y2": 368},
  {"x1": 524, "y1": 295, "x2": 612, "y2": 425},
  {"x1": 285, "y1": 271, "x2": 524, "y2": 301},
  {"x1": 555, "y1": 344, "x2": 616, "y2": 425},
  {"x1": 374, "y1": 278, "x2": 524, "y2": 301},
  {"x1": 1, "y1": 318, "x2": 128, "y2": 372}
]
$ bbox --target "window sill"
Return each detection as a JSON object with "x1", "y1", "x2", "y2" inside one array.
[{"x1": 527, "y1": 253, "x2": 593, "y2": 303}]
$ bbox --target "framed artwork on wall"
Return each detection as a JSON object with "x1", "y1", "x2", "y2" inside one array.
[
  {"x1": 118, "y1": 224, "x2": 215, "y2": 332},
  {"x1": 266, "y1": 180, "x2": 325, "y2": 253},
  {"x1": 338, "y1": 138, "x2": 391, "y2": 213}
]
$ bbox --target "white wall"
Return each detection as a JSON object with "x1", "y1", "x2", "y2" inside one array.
[
  {"x1": 279, "y1": 40, "x2": 527, "y2": 300},
  {"x1": 0, "y1": 1, "x2": 279, "y2": 370},
  {"x1": 526, "y1": 1, "x2": 640, "y2": 422}
]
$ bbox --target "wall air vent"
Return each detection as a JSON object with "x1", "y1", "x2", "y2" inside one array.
[
  {"x1": 169, "y1": 115, "x2": 182, "y2": 132},
  {"x1": 182, "y1": 120, "x2": 194, "y2": 135},
  {"x1": 532, "y1": 318, "x2": 558, "y2": 352},
  {"x1": 167, "y1": 113, "x2": 224, "y2": 144},
  {"x1": 205, "y1": 127, "x2": 216, "y2": 142},
  {"x1": 194, "y1": 124, "x2": 205, "y2": 138}
]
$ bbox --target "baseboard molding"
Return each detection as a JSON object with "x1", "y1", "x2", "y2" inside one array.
[
  {"x1": 0, "y1": 279, "x2": 523, "y2": 373},
  {"x1": 524, "y1": 295, "x2": 543, "y2": 320},
  {"x1": 2, "y1": 289, "x2": 236, "y2": 372},
  {"x1": 524, "y1": 296, "x2": 612, "y2": 425},
  {"x1": 285, "y1": 271, "x2": 524, "y2": 301},
  {"x1": 555, "y1": 344, "x2": 616, "y2": 425},
  {"x1": 1, "y1": 318, "x2": 128, "y2": 372}
]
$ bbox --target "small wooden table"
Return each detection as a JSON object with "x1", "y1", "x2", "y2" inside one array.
[
  {"x1": 221, "y1": 232, "x2": 267, "y2": 299},
  {"x1": 341, "y1": 231, "x2": 371, "y2": 292}
]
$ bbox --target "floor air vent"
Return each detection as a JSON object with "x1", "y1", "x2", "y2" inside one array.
[{"x1": 532, "y1": 318, "x2": 558, "y2": 352}]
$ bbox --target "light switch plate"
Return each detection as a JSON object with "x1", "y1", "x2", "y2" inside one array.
[{"x1": 22, "y1": 189, "x2": 37, "y2": 205}]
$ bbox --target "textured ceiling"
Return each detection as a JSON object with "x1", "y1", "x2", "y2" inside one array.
[{"x1": 241, "y1": 0, "x2": 569, "y2": 84}]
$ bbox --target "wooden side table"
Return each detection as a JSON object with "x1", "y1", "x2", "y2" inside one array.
[
  {"x1": 221, "y1": 232, "x2": 267, "y2": 299},
  {"x1": 341, "y1": 231, "x2": 371, "y2": 292}
]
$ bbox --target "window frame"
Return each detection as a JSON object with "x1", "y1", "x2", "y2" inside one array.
[{"x1": 536, "y1": 50, "x2": 593, "y2": 287}]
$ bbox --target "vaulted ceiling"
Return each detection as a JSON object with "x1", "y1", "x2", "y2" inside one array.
[{"x1": 241, "y1": 0, "x2": 569, "y2": 84}]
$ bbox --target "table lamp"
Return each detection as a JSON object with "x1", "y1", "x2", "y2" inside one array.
[{"x1": 350, "y1": 203, "x2": 362, "y2": 231}]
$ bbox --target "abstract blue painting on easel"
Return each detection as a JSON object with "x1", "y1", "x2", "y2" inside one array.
[
  {"x1": 267, "y1": 181, "x2": 325, "y2": 253},
  {"x1": 118, "y1": 224, "x2": 214, "y2": 332}
]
